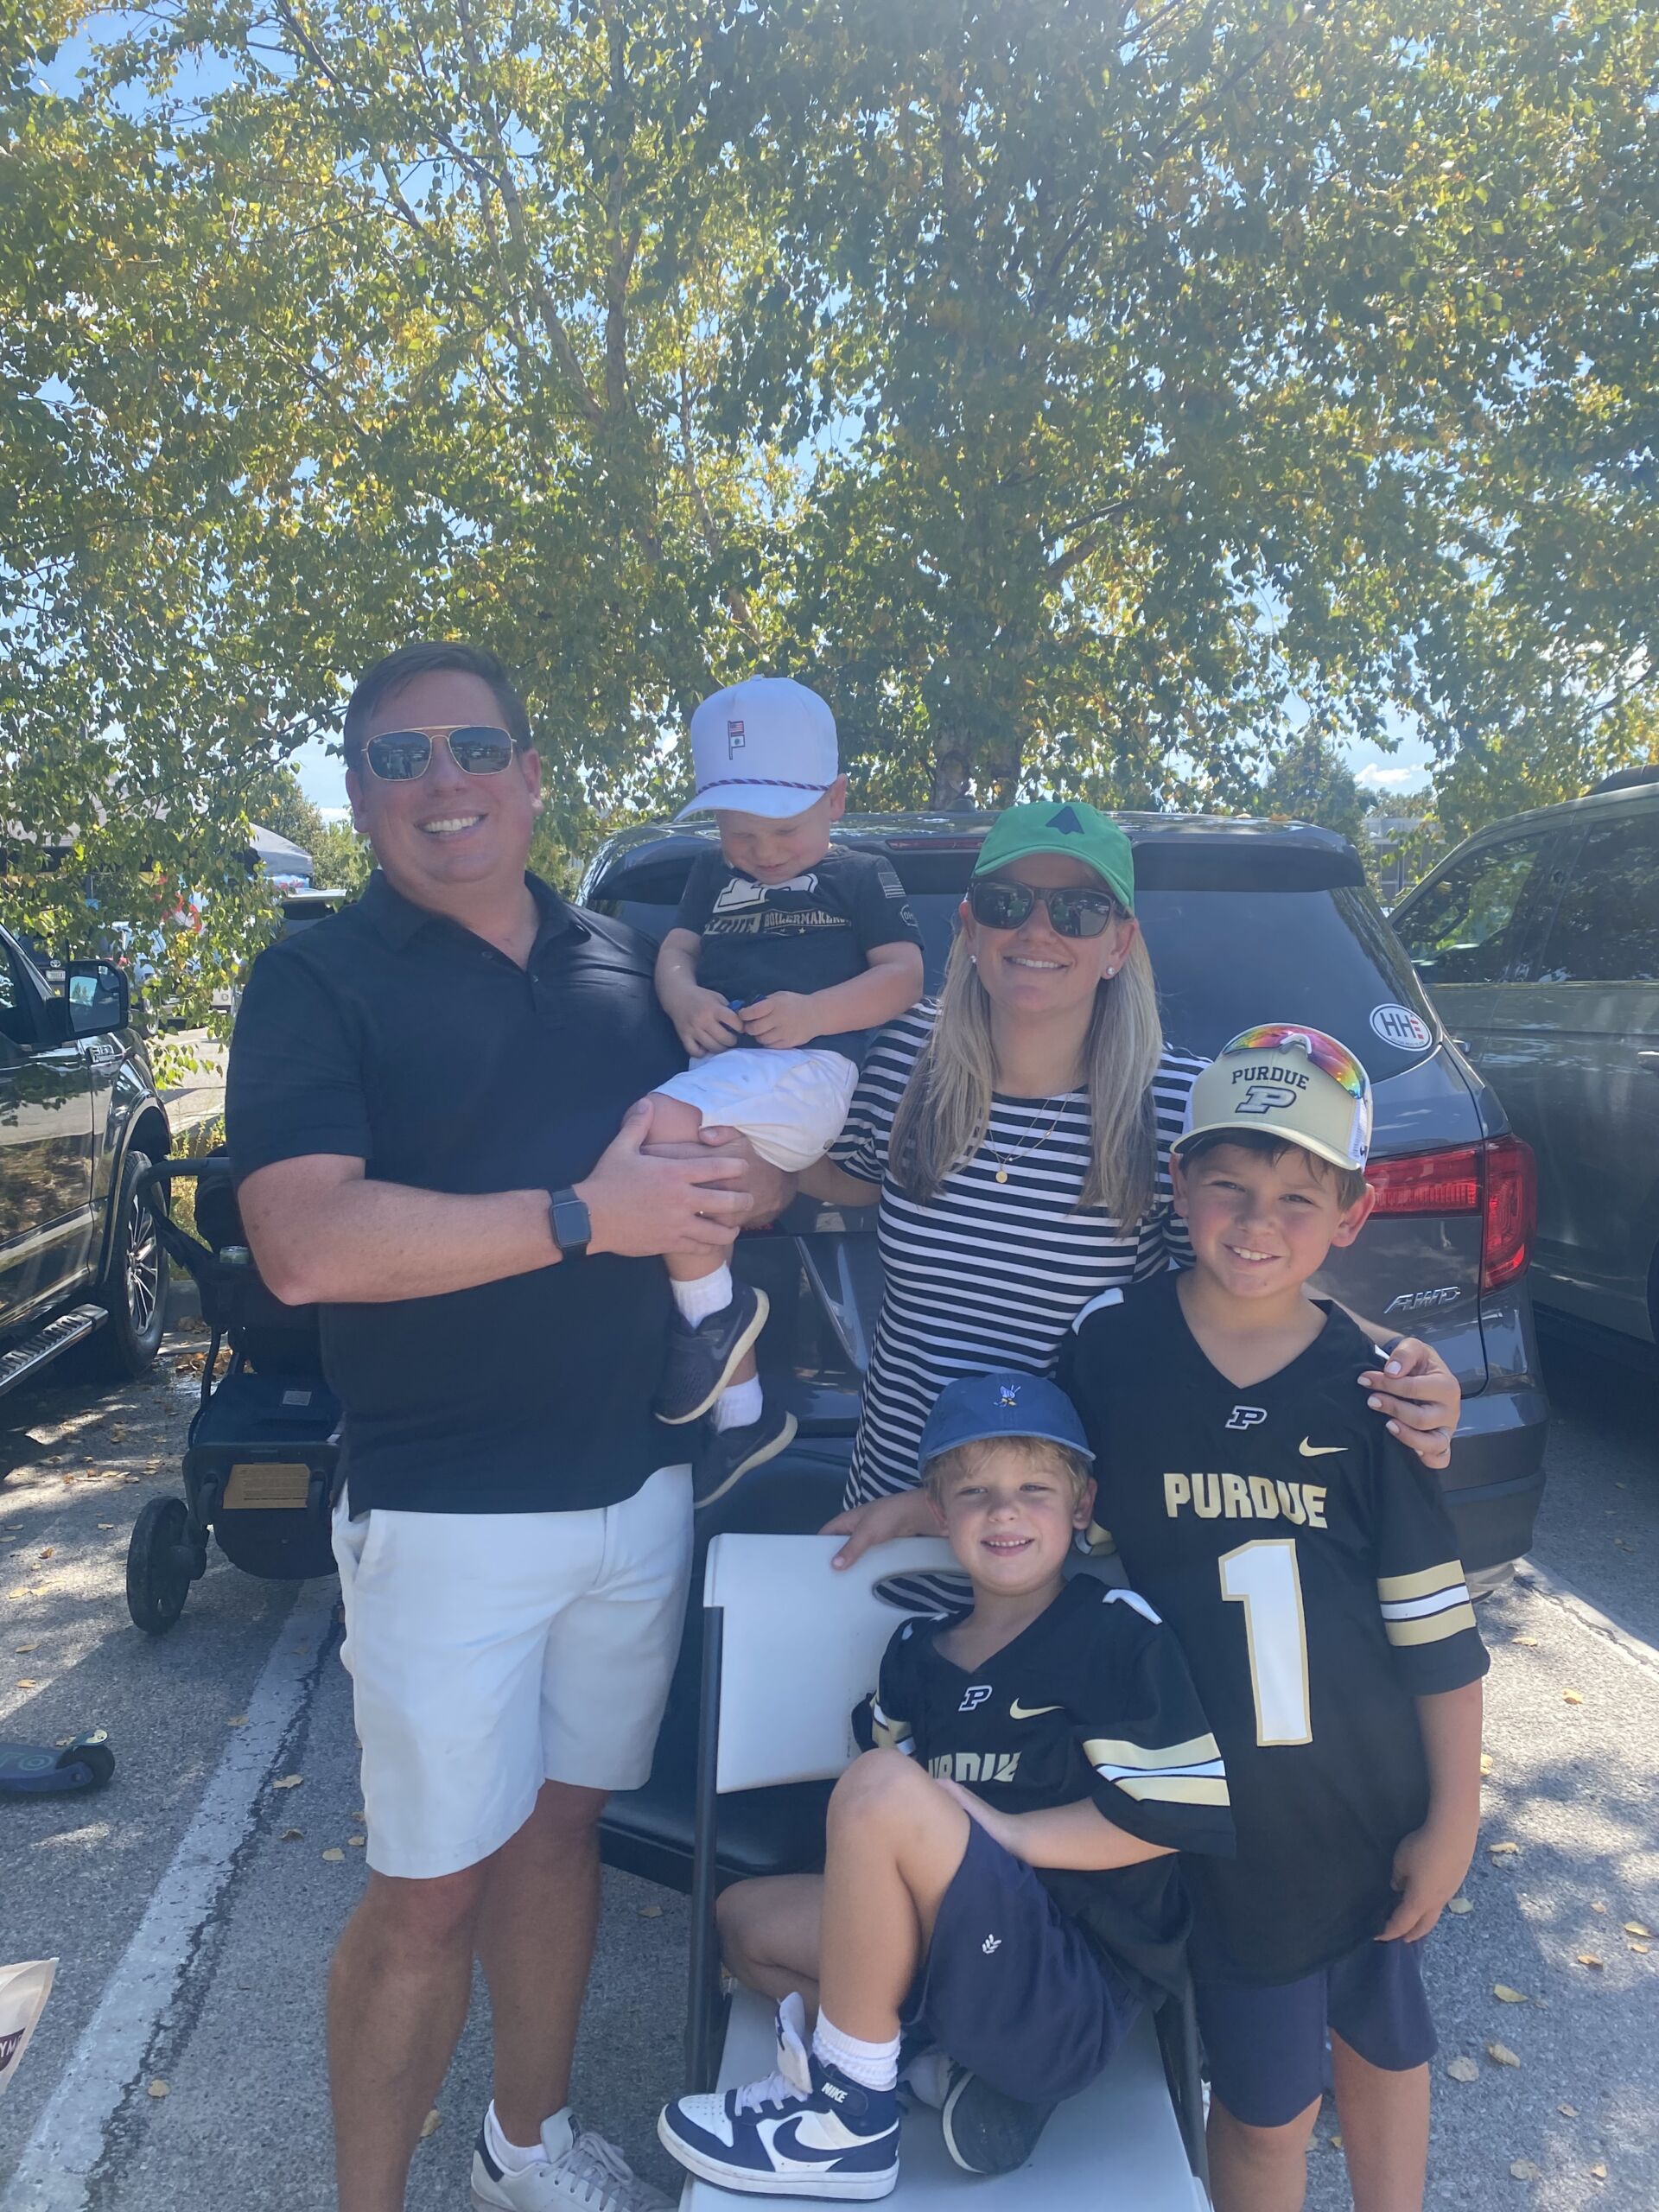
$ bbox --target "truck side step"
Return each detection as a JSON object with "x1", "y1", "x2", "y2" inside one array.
[{"x1": 0, "y1": 1304, "x2": 107, "y2": 1399}]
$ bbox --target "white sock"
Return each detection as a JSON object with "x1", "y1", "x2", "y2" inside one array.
[
  {"x1": 671, "y1": 1266, "x2": 734, "y2": 1325},
  {"x1": 486, "y1": 2101, "x2": 571, "y2": 2173},
  {"x1": 712, "y1": 1376, "x2": 764, "y2": 1432},
  {"x1": 811, "y1": 2012, "x2": 900, "y2": 2094}
]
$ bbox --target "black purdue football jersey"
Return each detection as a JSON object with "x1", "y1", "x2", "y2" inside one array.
[
  {"x1": 851, "y1": 1573, "x2": 1234, "y2": 1999},
  {"x1": 1058, "y1": 1272, "x2": 1489, "y2": 1985}
]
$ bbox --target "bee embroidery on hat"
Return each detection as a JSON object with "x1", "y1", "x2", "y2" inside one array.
[{"x1": 999, "y1": 1384, "x2": 1020, "y2": 1407}]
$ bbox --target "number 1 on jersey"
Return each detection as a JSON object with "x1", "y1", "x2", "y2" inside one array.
[{"x1": 1219, "y1": 1539, "x2": 1313, "y2": 1746}]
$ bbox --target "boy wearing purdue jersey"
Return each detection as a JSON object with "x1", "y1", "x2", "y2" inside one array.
[
  {"x1": 657, "y1": 1372, "x2": 1232, "y2": 2199},
  {"x1": 1059, "y1": 1026, "x2": 1489, "y2": 2212}
]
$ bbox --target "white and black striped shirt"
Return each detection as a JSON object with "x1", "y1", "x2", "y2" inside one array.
[{"x1": 831, "y1": 1006, "x2": 1205, "y2": 1526}]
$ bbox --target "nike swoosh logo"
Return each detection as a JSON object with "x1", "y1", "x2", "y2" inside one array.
[
  {"x1": 1299, "y1": 1440, "x2": 1347, "y2": 1457},
  {"x1": 1010, "y1": 1700, "x2": 1064, "y2": 1720}
]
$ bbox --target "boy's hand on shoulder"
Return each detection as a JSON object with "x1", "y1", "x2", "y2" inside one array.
[
  {"x1": 740, "y1": 991, "x2": 817, "y2": 1049},
  {"x1": 1377, "y1": 1816, "x2": 1478, "y2": 1943},
  {"x1": 933, "y1": 1775, "x2": 1024, "y2": 1859},
  {"x1": 669, "y1": 987, "x2": 746, "y2": 1057}
]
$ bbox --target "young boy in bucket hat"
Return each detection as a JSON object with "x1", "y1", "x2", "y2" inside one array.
[
  {"x1": 657, "y1": 1370, "x2": 1233, "y2": 2199},
  {"x1": 646, "y1": 677, "x2": 923, "y2": 1508},
  {"x1": 1059, "y1": 1027, "x2": 1490, "y2": 2212}
]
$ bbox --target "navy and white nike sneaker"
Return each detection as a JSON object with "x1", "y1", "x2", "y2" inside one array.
[{"x1": 658, "y1": 1993, "x2": 900, "y2": 2199}]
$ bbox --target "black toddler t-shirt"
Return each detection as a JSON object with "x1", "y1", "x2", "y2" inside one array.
[
  {"x1": 851, "y1": 1574, "x2": 1235, "y2": 2000},
  {"x1": 1058, "y1": 1273, "x2": 1489, "y2": 1985},
  {"x1": 674, "y1": 844, "x2": 922, "y2": 1064}
]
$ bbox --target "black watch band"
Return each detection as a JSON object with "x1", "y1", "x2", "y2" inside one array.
[{"x1": 548, "y1": 1186, "x2": 592, "y2": 1262}]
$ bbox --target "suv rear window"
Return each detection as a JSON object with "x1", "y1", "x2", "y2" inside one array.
[{"x1": 592, "y1": 850, "x2": 1439, "y2": 1071}]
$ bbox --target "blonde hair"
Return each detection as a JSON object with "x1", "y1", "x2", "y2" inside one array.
[
  {"x1": 889, "y1": 927, "x2": 1164, "y2": 1224},
  {"x1": 924, "y1": 1433, "x2": 1093, "y2": 1510}
]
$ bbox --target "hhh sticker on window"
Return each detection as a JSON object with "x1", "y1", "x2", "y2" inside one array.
[{"x1": 1369, "y1": 1004, "x2": 1432, "y2": 1052}]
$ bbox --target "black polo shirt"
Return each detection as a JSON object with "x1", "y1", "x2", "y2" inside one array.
[{"x1": 225, "y1": 871, "x2": 684, "y2": 1516}]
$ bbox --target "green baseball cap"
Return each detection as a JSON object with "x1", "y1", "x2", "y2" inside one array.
[{"x1": 972, "y1": 800, "x2": 1135, "y2": 915}]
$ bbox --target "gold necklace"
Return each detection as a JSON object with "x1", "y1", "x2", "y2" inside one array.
[{"x1": 983, "y1": 1095, "x2": 1073, "y2": 1184}]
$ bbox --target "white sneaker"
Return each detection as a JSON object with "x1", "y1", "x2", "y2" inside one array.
[{"x1": 471, "y1": 2111, "x2": 674, "y2": 2212}]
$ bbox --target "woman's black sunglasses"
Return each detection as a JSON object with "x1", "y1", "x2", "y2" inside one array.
[
  {"x1": 357, "y1": 724, "x2": 520, "y2": 783},
  {"x1": 967, "y1": 878, "x2": 1123, "y2": 939}
]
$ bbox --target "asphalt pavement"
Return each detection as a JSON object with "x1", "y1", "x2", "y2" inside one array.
[{"x1": 2, "y1": 1324, "x2": 1656, "y2": 2212}]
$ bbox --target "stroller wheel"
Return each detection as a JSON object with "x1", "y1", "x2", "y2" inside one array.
[{"x1": 127, "y1": 1497, "x2": 194, "y2": 1636}]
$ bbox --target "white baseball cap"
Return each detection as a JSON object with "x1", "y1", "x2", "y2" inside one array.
[{"x1": 674, "y1": 676, "x2": 841, "y2": 821}]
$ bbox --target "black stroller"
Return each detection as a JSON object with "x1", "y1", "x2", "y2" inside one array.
[{"x1": 124, "y1": 1156, "x2": 341, "y2": 1634}]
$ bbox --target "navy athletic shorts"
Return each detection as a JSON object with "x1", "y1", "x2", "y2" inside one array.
[
  {"x1": 1195, "y1": 1936, "x2": 1436, "y2": 2129},
  {"x1": 899, "y1": 1818, "x2": 1140, "y2": 2107}
]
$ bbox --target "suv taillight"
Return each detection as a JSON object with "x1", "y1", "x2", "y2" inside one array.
[{"x1": 1366, "y1": 1135, "x2": 1535, "y2": 1293}]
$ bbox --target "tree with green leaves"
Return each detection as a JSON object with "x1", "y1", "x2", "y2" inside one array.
[{"x1": 3, "y1": 0, "x2": 1655, "y2": 1034}]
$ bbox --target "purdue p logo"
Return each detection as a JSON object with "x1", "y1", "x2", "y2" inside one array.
[
  {"x1": 958, "y1": 1684, "x2": 994, "y2": 1713},
  {"x1": 1234, "y1": 1082, "x2": 1300, "y2": 1116},
  {"x1": 1226, "y1": 1405, "x2": 1268, "y2": 1432}
]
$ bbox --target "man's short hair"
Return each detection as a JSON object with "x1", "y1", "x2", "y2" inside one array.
[
  {"x1": 924, "y1": 1433, "x2": 1093, "y2": 1509},
  {"x1": 1178, "y1": 1125, "x2": 1370, "y2": 1211},
  {"x1": 342, "y1": 642, "x2": 531, "y2": 766}
]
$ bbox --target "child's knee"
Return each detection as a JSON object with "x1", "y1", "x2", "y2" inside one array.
[
  {"x1": 829, "y1": 1746, "x2": 925, "y2": 1825},
  {"x1": 645, "y1": 1090, "x2": 707, "y2": 1145},
  {"x1": 1211, "y1": 2094, "x2": 1321, "y2": 2167}
]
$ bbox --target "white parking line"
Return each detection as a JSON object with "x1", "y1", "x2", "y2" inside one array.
[{"x1": 7, "y1": 1577, "x2": 340, "y2": 2210}]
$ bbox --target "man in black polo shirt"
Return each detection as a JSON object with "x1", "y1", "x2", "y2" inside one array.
[{"x1": 228, "y1": 642, "x2": 768, "y2": 2212}]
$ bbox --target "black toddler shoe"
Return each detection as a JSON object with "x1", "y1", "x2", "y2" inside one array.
[
  {"x1": 692, "y1": 1403, "x2": 798, "y2": 1510},
  {"x1": 655, "y1": 1281, "x2": 769, "y2": 1425},
  {"x1": 941, "y1": 2068, "x2": 1057, "y2": 2175}
]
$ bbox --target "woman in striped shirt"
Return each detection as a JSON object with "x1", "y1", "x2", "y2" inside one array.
[{"x1": 796, "y1": 801, "x2": 1459, "y2": 1572}]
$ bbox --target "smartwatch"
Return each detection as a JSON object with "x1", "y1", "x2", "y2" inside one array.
[{"x1": 548, "y1": 1186, "x2": 592, "y2": 1262}]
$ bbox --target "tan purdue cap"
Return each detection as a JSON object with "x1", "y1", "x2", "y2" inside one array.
[{"x1": 1175, "y1": 1024, "x2": 1375, "y2": 1173}]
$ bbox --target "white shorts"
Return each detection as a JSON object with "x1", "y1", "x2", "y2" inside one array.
[
  {"x1": 652, "y1": 1046, "x2": 858, "y2": 1173},
  {"x1": 331, "y1": 1464, "x2": 693, "y2": 1878}
]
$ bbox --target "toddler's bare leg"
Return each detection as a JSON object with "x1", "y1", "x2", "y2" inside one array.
[
  {"x1": 1331, "y1": 2036, "x2": 1428, "y2": 2212},
  {"x1": 815, "y1": 1750, "x2": 972, "y2": 2044},
  {"x1": 718, "y1": 1874, "x2": 825, "y2": 2014},
  {"x1": 647, "y1": 1093, "x2": 725, "y2": 1283}
]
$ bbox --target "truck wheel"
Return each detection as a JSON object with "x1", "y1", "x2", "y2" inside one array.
[
  {"x1": 87, "y1": 1149, "x2": 168, "y2": 1379},
  {"x1": 126, "y1": 1496, "x2": 194, "y2": 1635}
]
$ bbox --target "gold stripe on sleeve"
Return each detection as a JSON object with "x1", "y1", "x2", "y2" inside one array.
[
  {"x1": 1383, "y1": 1603, "x2": 1478, "y2": 1647},
  {"x1": 1376, "y1": 1561, "x2": 1467, "y2": 1604},
  {"x1": 1116, "y1": 1774, "x2": 1232, "y2": 1807},
  {"x1": 1082, "y1": 1732, "x2": 1223, "y2": 1772}
]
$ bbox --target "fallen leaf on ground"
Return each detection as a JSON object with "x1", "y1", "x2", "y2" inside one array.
[
  {"x1": 272, "y1": 1775, "x2": 303, "y2": 1790},
  {"x1": 1624, "y1": 1922, "x2": 1650, "y2": 1937},
  {"x1": 15, "y1": 1643, "x2": 35, "y2": 1654},
  {"x1": 98, "y1": 1522, "x2": 116, "y2": 1530},
  {"x1": 1494, "y1": 1985, "x2": 1528, "y2": 2003},
  {"x1": 16, "y1": 1678, "x2": 40, "y2": 1689},
  {"x1": 1488, "y1": 2043, "x2": 1521, "y2": 2068},
  {"x1": 1510, "y1": 1635, "x2": 1538, "y2": 1646},
  {"x1": 38, "y1": 1548, "x2": 52, "y2": 1560},
  {"x1": 1563, "y1": 1689, "x2": 1584, "y2": 1705},
  {"x1": 420, "y1": 2109, "x2": 441, "y2": 2139},
  {"x1": 346, "y1": 1835, "x2": 365, "y2": 1847},
  {"x1": 281, "y1": 1827, "x2": 303, "y2": 1841},
  {"x1": 321, "y1": 1847, "x2": 345, "y2": 1862},
  {"x1": 1480, "y1": 1753, "x2": 1494, "y2": 1775},
  {"x1": 1490, "y1": 1841, "x2": 1521, "y2": 1857},
  {"x1": 1589, "y1": 2164, "x2": 1607, "y2": 2179},
  {"x1": 147, "y1": 2079, "x2": 169, "y2": 2098},
  {"x1": 226, "y1": 1714, "x2": 248, "y2": 1727},
  {"x1": 1328, "y1": 2134, "x2": 1342, "y2": 2150},
  {"x1": 1559, "y1": 2103, "x2": 1578, "y2": 2117},
  {"x1": 1446, "y1": 2056, "x2": 1479, "y2": 2082},
  {"x1": 1510, "y1": 2159, "x2": 1540, "y2": 2180},
  {"x1": 1447, "y1": 1896, "x2": 1473, "y2": 1915},
  {"x1": 638, "y1": 1904, "x2": 663, "y2": 1918},
  {"x1": 1576, "y1": 1954, "x2": 1604, "y2": 1969},
  {"x1": 1592, "y1": 1901, "x2": 1608, "y2": 1914},
  {"x1": 1630, "y1": 1942, "x2": 1650, "y2": 1955}
]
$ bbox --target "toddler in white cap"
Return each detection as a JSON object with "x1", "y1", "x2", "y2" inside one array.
[{"x1": 645, "y1": 677, "x2": 924, "y2": 1507}]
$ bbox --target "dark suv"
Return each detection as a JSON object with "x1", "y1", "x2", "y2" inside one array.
[
  {"x1": 0, "y1": 929, "x2": 172, "y2": 1396},
  {"x1": 584, "y1": 811, "x2": 1548, "y2": 1888}
]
